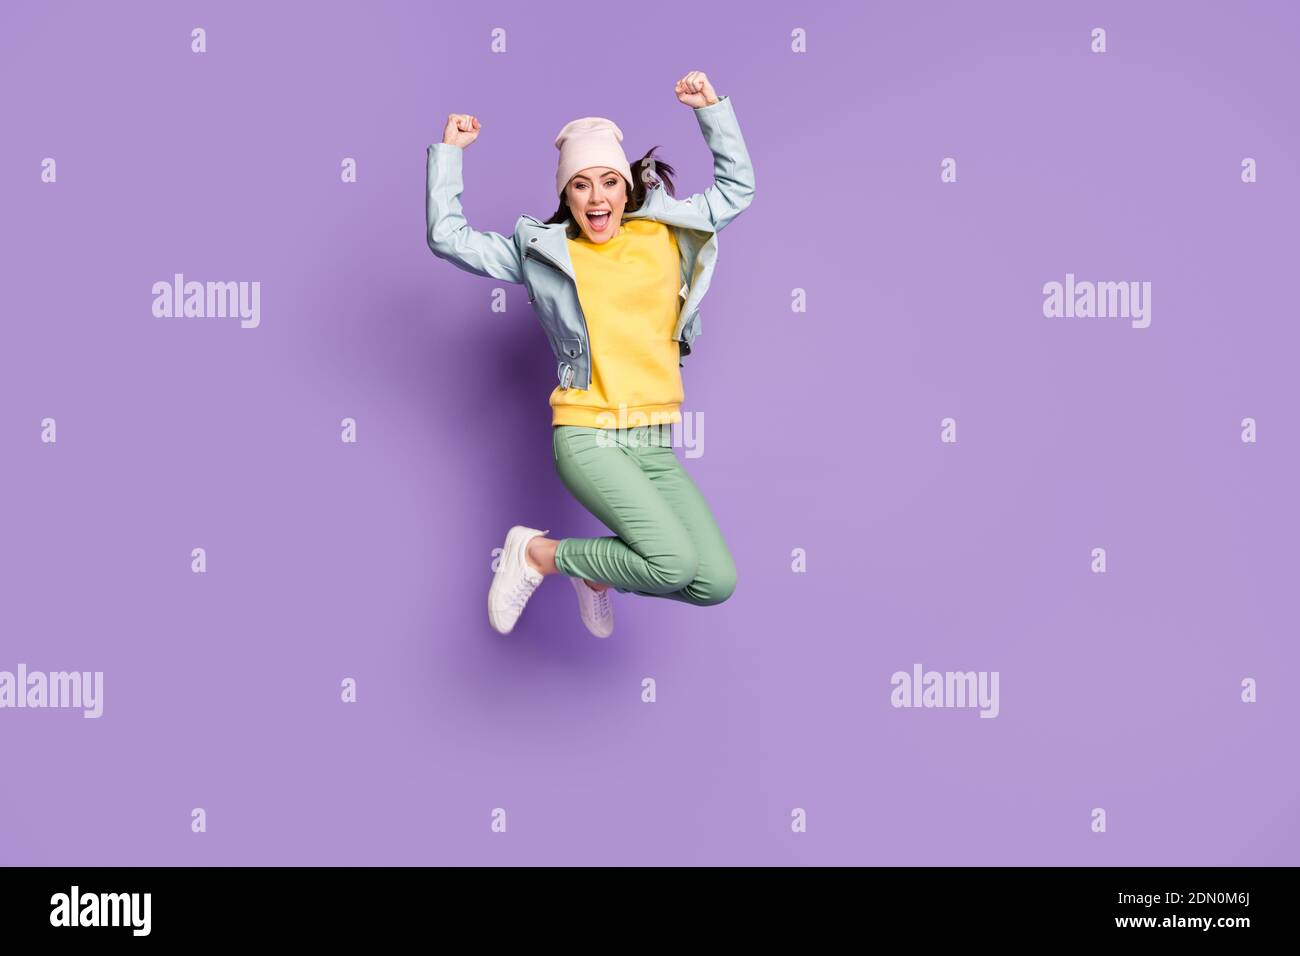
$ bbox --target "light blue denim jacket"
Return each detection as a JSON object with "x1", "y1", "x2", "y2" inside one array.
[{"x1": 426, "y1": 95, "x2": 755, "y2": 390}]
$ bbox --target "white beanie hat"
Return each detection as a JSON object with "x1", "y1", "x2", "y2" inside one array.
[{"x1": 554, "y1": 116, "x2": 634, "y2": 199}]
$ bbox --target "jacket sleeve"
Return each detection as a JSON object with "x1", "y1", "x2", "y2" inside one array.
[
  {"x1": 685, "y1": 95, "x2": 756, "y2": 232},
  {"x1": 426, "y1": 142, "x2": 525, "y2": 284}
]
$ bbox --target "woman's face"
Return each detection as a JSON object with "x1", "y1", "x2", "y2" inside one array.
[{"x1": 565, "y1": 166, "x2": 628, "y2": 243}]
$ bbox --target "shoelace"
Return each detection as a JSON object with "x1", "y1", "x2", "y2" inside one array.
[
  {"x1": 505, "y1": 574, "x2": 540, "y2": 613},
  {"x1": 503, "y1": 539, "x2": 544, "y2": 614},
  {"x1": 592, "y1": 588, "x2": 610, "y2": 617}
]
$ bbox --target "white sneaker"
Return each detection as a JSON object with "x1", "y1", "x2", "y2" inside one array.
[
  {"x1": 488, "y1": 525, "x2": 549, "y2": 635},
  {"x1": 570, "y1": 575, "x2": 614, "y2": 638}
]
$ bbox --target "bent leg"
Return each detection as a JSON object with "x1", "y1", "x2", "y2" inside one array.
[
  {"x1": 551, "y1": 426, "x2": 699, "y2": 594},
  {"x1": 629, "y1": 441, "x2": 737, "y2": 607}
]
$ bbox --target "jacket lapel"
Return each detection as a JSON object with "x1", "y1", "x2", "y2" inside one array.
[{"x1": 623, "y1": 186, "x2": 716, "y2": 234}]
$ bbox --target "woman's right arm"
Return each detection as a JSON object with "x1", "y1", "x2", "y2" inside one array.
[{"x1": 426, "y1": 113, "x2": 524, "y2": 284}]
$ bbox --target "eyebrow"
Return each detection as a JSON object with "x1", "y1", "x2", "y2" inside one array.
[{"x1": 572, "y1": 170, "x2": 620, "y2": 182}]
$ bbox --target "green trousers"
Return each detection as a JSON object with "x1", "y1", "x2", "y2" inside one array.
[{"x1": 551, "y1": 424, "x2": 737, "y2": 606}]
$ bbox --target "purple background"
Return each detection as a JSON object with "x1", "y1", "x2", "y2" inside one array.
[{"x1": 2, "y1": 0, "x2": 1297, "y2": 866}]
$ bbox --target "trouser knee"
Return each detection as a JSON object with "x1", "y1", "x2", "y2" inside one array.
[
  {"x1": 643, "y1": 542, "x2": 699, "y2": 594},
  {"x1": 692, "y1": 563, "x2": 737, "y2": 606}
]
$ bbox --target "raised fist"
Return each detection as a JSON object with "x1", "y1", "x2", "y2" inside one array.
[
  {"x1": 442, "y1": 113, "x2": 481, "y2": 149},
  {"x1": 674, "y1": 71, "x2": 718, "y2": 108}
]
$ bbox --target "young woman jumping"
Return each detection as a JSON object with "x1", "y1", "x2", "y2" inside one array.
[{"x1": 426, "y1": 70, "x2": 755, "y2": 637}]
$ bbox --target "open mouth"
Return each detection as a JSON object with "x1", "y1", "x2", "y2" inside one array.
[{"x1": 586, "y1": 210, "x2": 611, "y2": 232}]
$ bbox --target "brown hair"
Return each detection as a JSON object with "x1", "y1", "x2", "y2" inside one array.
[{"x1": 545, "y1": 146, "x2": 677, "y2": 238}]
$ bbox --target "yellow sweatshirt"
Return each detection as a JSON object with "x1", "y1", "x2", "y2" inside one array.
[{"x1": 549, "y1": 218, "x2": 684, "y2": 428}]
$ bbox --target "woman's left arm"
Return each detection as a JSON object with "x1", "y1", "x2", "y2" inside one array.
[{"x1": 674, "y1": 71, "x2": 755, "y2": 232}]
